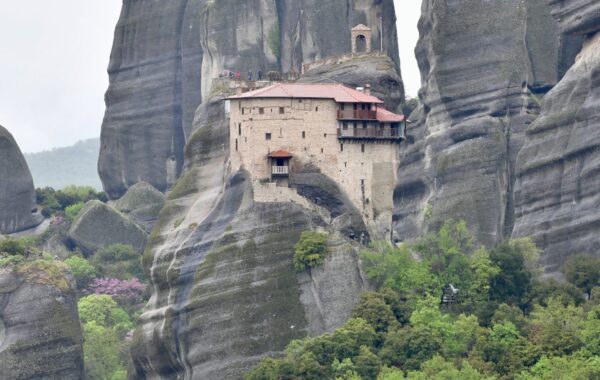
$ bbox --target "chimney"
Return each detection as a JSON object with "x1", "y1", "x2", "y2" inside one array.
[
  {"x1": 236, "y1": 87, "x2": 243, "y2": 96},
  {"x1": 364, "y1": 84, "x2": 371, "y2": 95}
]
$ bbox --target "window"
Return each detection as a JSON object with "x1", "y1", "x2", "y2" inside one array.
[
  {"x1": 299, "y1": 99, "x2": 303, "y2": 103},
  {"x1": 340, "y1": 143, "x2": 344, "y2": 152},
  {"x1": 363, "y1": 122, "x2": 367, "y2": 129},
  {"x1": 361, "y1": 144, "x2": 365, "y2": 153},
  {"x1": 259, "y1": 108, "x2": 264, "y2": 114},
  {"x1": 341, "y1": 103, "x2": 345, "y2": 110},
  {"x1": 279, "y1": 107, "x2": 284, "y2": 114},
  {"x1": 343, "y1": 122, "x2": 348, "y2": 130},
  {"x1": 238, "y1": 123, "x2": 241, "y2": 136},
  {"x1": 266, "y1": 133, "x2": 271, "y2": 140},
  {"x1": 344, "y1": 162, "x2": 347, "y2": 168},
  {"x1": 324, "y1": 133, "x2": 327, "y2": 138},
  {"x1": 238, "y1": 101, "x2": 241, "y2": 110},
  {"x1": 353, "y1": 103, "x2": 358, "y2": 110},
  {"x1": 315, "y1": 107, "x2": 319, "y2": 112},
  {"x1": 321, "y1": 148, "x2": 324, "y2": 153},
  {"x1": 235, "y1": 139, "x2": 238, "y2": 151},
  {"x1": 242, "y1": 108, "x2": 245, "y2": 115},
  {"x1": 302, "y1": 131, "x2": 306, "y2": 139}
]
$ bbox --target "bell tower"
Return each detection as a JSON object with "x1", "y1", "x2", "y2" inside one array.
[{"x1": 351, "y1": 24, "x2": 372, "y2": 54}]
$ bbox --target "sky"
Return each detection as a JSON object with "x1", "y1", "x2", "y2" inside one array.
[{"x1": 0, "y1": 1, "x2": 421, "y2": 153}]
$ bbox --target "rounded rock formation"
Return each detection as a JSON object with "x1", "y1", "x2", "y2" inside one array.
[{"x1": 0, "y1": 125, "x2": 43, "y2": 234}]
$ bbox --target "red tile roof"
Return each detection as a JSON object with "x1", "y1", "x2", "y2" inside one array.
[
  {"x1": 268, "y1": 150, "x2": 293, "y2": 158},
  {"x1": 376, "y1": 107, "x2": 405, "y2": 122},
  {"x1": 226, "y1": 83, "x2": 384, "y2": 104}
]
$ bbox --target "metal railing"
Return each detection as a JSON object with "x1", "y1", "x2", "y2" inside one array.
[
  {"x1": 272, "y1": 166, "x2": 289, "y2": 175},
  {"x1": 337, "y1": 127, "x2": 403, "y2": 139},
  {"x1": 337, "y1": 109, "x2": 377, "y2": 120}
]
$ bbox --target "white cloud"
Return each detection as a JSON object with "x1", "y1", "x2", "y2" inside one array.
[{"x1": 394, "y1": 0, "x2": 422, "y2": 98}]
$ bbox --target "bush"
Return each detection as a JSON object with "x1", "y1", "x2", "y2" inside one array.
[
  {"x1": 0, "y1": 238, "x2": 25, "y2": 256},
  {"x1": 65, "y1": 202, "x2": 85, "y2": 222},
  {"x1": 78, "y1": 294, "x2": 133, "y2": 336},
  {"x1": 561, "y1": 253, "x2": 600, "y2": 299},
  {"x1": 91, "y1": 244, "x2": 146, "y2": 281},
  {"x1": 65, "y1": 255, "x2": 96, "y2": 289},
  {"x1": 293, "y1": 231, "x2": 329, "y2": 271}
]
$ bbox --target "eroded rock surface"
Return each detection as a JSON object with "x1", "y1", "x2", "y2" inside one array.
[
  {"x1": 114, "y1": 181, "x2": 165, "y2": 233},
  {"x1": 513, "y1": 3, "x2": 600, "y2": 273},
  {"x1": 0, "y1": 125, "x2": 43, "y2": 234},
  {"x1": 99, "y1": 0, "x2": 401, "y2": 199},
  {"x1": 0, "y1": 263, "x2": 84, "y2": 379},
  {"x1": 393, "y1": 0, "x2": 578, "y2": 247},
  {"x1": 68, "y1": 200, "x2": 147, "y2": 254}
]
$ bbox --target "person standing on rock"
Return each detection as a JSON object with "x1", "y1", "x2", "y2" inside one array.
[
  {"x1": 248, "y1": 70, "x2": 252, "y2": 81},
  {"x1": 258, "y1": 70, "x2": 263, "y2": 81},
  {"x1": 235, "y1": 71, "x2": 241, "y2": 79}
]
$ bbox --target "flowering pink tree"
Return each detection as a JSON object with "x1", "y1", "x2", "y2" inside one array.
[{"x1": 89, "y1": 277, "x2": 147, "y2": 305}]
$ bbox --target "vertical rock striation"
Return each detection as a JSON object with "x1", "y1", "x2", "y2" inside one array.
[
  {"x1": 513, "y1": 1, "x2": 600, "y2": 274},
  {"x1": 0, "y1": 125, "x2": 43, "y2": 234},
  {"x1": 393, "y1": 0, "x2": 577, "y2": 247},
  {"x1": 99, "y1": 0, "x2": 401, "y2": 199}
]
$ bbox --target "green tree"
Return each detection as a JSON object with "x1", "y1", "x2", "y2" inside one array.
[
  {"x1": 354, "y1": 346, "x2": 381, "y2": 380},
  {"x1": 529, "y1": 298, "x2": 584, "y2": 356},
  {"x1": 516, "y1": 355, "x2": 600, "y2": 380},
  {"x1": 352, "y1": 292, "x2": 399, "y2": 335},
  {"x1": 65, "y1": 255, "x2": 96, "y2": 289},
  {"x1": 91, "y1": 244, "x2": 145, "y2": 281},
  {"x1": 379, "y1": 327, "x2": 442, "y2": 370},
  {"x1": 561, "y1": 253, "x2": 600, "y2": 299},
  {"x1": 78, "y1": 294, "x2": 133, "y2": 336},
  {"x1": 83, "y1": 321, "x2": 126, "y2": 380},
  {"x1": 406, "y1": 356, "x2": 493, "y2": 380},
  {"x1": 293, "y1": 231, "x2": 329, "y2": 271}
]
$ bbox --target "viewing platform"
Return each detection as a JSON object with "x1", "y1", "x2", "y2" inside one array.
[
  {"x1": 337, "y1": 126, "x2": 404, "y2": 142},
  {"x1": 337, "y1": 109, "x2": 377, "y2": 120}
]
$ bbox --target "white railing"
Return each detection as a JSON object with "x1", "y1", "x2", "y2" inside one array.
[{"x1": 272, "y1": 166, "x2": 289, "y2": 175}]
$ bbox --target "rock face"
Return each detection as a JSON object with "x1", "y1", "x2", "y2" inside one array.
[
  {"x1": 0, "y1": 126, "x2": 43, "y2": 234},
  {"x1": 129, "y1": 97, "x2": 369, "y2": 379},
  {"x1": 0, "y1": 263, "x2": 84, "y2": 379},
  {"x1": 393, "y1": 0, "x2": 579, "y2": 247},
  {"x1": 513, "y1": 2, "x2": 600, "y2": 273},
  {"x1": 68, "y1": 200, "x2": 148, "y2": 254},
  {"x1": 114, "y1": 181, "x2": 165, "y2": 233},
  {"x1": 99, "y1": 0, "x2": 401, "y2": 199}
]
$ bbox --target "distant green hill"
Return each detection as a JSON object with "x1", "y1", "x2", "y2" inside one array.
[{"x1": 25, "y1": 138, "x2": 102, "y2": 191}]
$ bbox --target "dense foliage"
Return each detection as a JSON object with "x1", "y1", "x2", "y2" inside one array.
[
  {"x1": 36, "y1": 185, "x2": 107, "y2": 218},
  {"x1": 246, "y1": 220, "x2": 600, "y2": 380},
  {"x1": 293, "y1": 231, "x2": 329, "y2": 271}
]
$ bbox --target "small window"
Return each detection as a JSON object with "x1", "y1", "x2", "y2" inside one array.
[
  {"x1": 363, "y1": 122, "x2": 367, "y2": 129},
  {"x1": 341, "y1": 103, "x2": 345, "y2": 110},
  {"x1": 315, "y1": 107, "x2": 319, "y2": 112},
  {"x1": 259, "y1": 108, "x2": 264, "y2": 114},
  {"x1": 242, "y1": 108, "x2": 245, "y2": 115},
  {"x1": 343, "y1": 122, "x2": 348, "y2": 130},
  {"x1": 321, "y1": 148, "x2": 324, "y2": 153},
  {"x1": 299, "y1": 99, "x2": 303, "y2": 103},
  {"x1": 340, "y1": 143, "x2": 344, "y2": 152},
  {"x1": 344, "y1": 162, "x2": 347, "y2": 168},
  {"x1": 361, "y1": 144, "x2": 365, "y2": 153},
  {"x1": 324, "y1": 133, "x2": 327, "y2": 138},
  {"x1": 238, "y1": 101, "x2": 241, "y2": 110},
  {"x1": 266, "y1": 133, "x2": 271, "y2": 140},
  {"x1": 235, "y1": 139, "x2": 238, "y2": 151},
  {"x1": 238, "y1": 124, "x2": 241, "y2": 136},
  {"x1": 302, "y1": 131, "x2": 306, "y2": 139},
  {"x1": 279, "y1": 107, "x2": 284, "y2": 114}
]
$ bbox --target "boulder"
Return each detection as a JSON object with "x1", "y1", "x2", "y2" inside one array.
[
  {"x1": 0, "y1": 125, "x2": 43, "y2": 234},
  {"x1": 0, "y1": 263, "x2": 84, "y2": 379},
  {"x1": 68, "y1": 200, "x2": 147, "y2": 254},
  {"x1": 114, "y1": 181, "x2": 165, "y2": 232}
]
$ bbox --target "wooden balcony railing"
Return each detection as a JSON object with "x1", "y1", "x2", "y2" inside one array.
[
  {"x1": 272, "y1": 166, "x2": 289, "y2": 175},
  {"x1": 337, "y1": 127, "x2": 403, "y2": 140},
  {"x1": 337, "y1": 109, "x2": 377, "y2": 120}
]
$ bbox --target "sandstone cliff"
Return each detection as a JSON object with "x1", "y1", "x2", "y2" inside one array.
[
  {"x1": 0, "y1": 126, "x2": 43, "y2": 234},
  {"x1": 392, "y1": 0, "x2": 579, "y2": 247},
  {"x1": 98, "y1": 0, "x2": 401, "y2": 199},
  {"x1": 0, "y1": 260, "x2": 84, "y2": 379},
  {"x1": 513, "y1": 1, "x2": 600, "y2": 274}
]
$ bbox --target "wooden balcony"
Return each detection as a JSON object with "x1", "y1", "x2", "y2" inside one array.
[
  {"x1": 272, "y1": 165, "x2": 289, "y2": 176},
  {"x1": 337, "y1": 109, "x2": 377, "y2": 120},
  {"x1": 337, "y1": 127, "x2": 404, "y2": 142}
]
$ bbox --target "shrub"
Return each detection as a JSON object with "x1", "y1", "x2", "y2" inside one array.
[
  {"x1": 91, "y1": 244, "x2": 145, "y2": 281},
  {"x1": 78, "y1": 294, "x2": 133, "y2": 335},
  {"x1": 561, "y1": 253, "x2": 600, "y2": 299},
  {"x1": 65, "y1": 255, "x2": 97, "y2": 289},
  {"x1": 65, "y1": 202, "x2": 85, "y2": 222},
  {"x1": 293, "y1": 231, "x2": 329, "y2": 271},
  {"x1": 0, "y1": 238, "x2": 24, "y2": 256}
]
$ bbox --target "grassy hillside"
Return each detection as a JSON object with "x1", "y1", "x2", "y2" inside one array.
[{"x1": 25, "y1": 138, "x2": 102, "y2": 190}]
